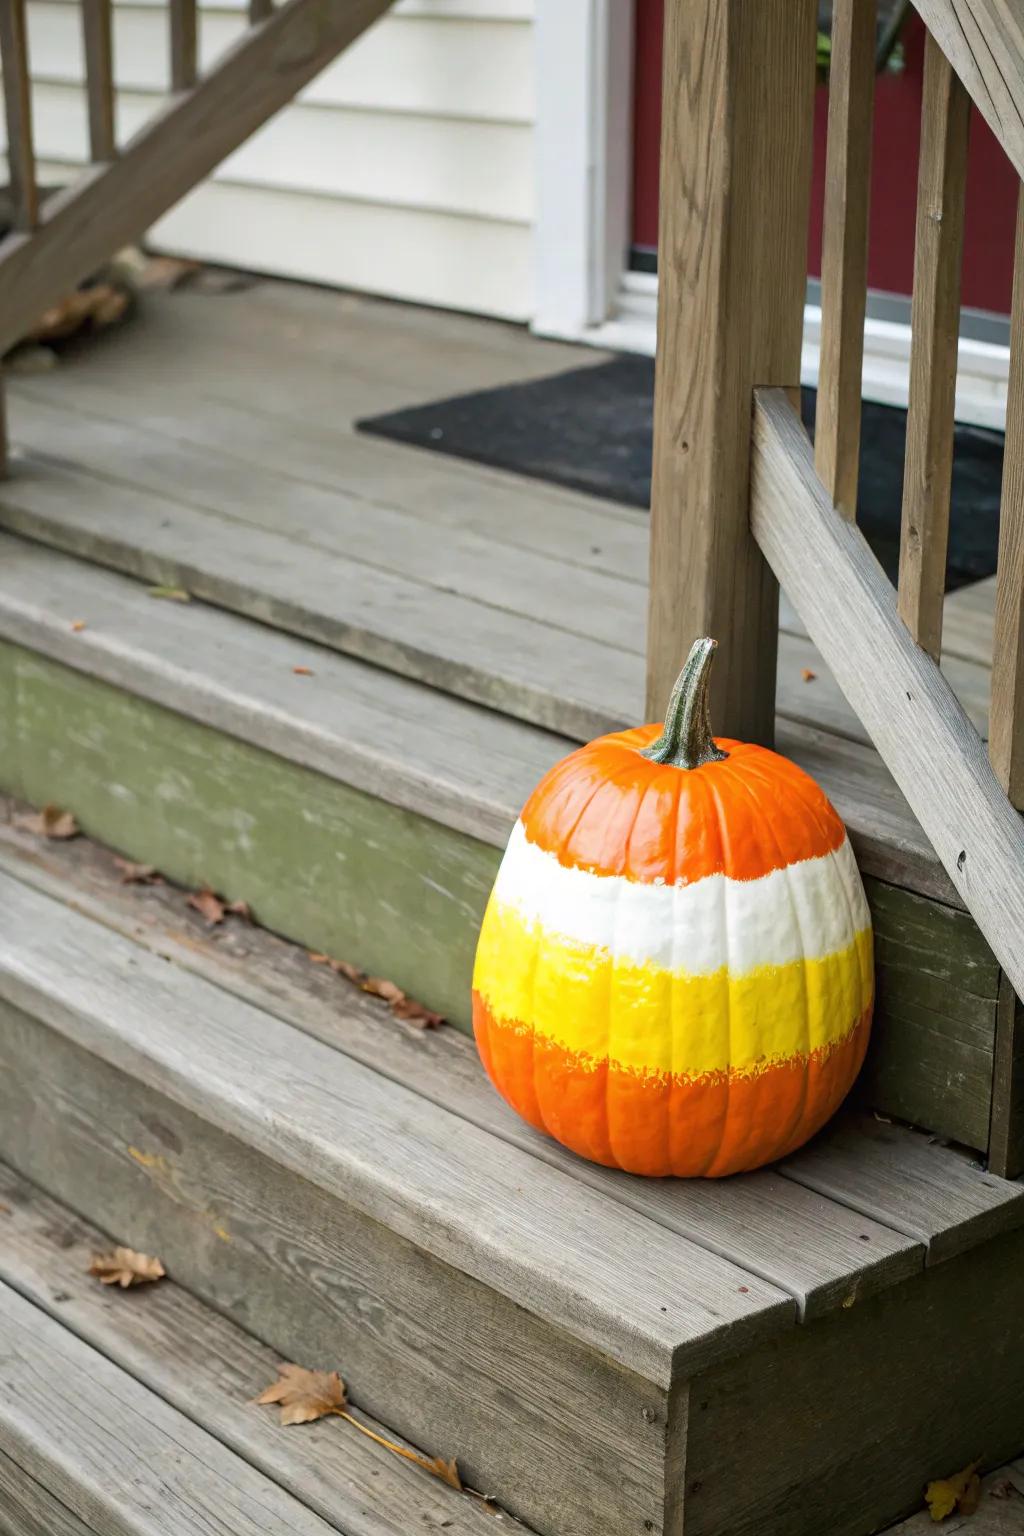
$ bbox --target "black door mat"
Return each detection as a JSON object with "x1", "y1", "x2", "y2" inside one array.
[{"x1": 358, "y1": 355, "x2": 1004, "y2": 590}]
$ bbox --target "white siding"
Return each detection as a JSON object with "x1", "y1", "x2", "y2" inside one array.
[{"x1": 8, "y1": 0, "x2": 536, "y2": 319}]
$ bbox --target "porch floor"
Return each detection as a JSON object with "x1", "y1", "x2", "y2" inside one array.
[{"x1": 0, "y1": 274, "x2": 995, "y2": 897}]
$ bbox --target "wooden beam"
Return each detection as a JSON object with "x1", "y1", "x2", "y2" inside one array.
[
  {"x1": 645, "y1": 0, "x2": 816, "y2": 744},
  {"x1": 751, "y1": 387, "x2": 1024, "y2": 1006},
  {"x1": 81, "y1": 0, "x2": 116, "y2": 161},
  {"x1": 897, "y1": 32, "x2": 970, "y2": 659},
  {"x1": 0, "y1": 0, "x2": 395, "y2": 359},
  {"x1": 912, "y1": 0, "x2": 1024, "y2": 182},
  {"x1": 0, "y1": 0, "x2": 38, "y2": 231},
  {"x1": 814, "y1": 0, "x2": 876, "y2": 520},
  {"x1": 989, "y1": 186, "x2": 1024, "y2": 805}
]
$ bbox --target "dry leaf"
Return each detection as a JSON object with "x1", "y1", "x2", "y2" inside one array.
[
  {"x1": 307, "y1": 955, "x2": 443, "y2": 1028},
  {"x1": 225, "y1": 898, "x2": 253, "y2": 922},
  {"x1": 255, "y1": 1363, "x2": 462, "y2": 1491},
  {"x1": 70, "y1": 619, "x2": 87, "y2": 632},
  {"x1": 257, "y1": 1364, "x2": 347, "y2": 1425},
  {"x1": 989, "y1": 1480, "x2": 1018, "y2": 1501},
  {"x1": 391, "y1": 995, "x2": 445, "y2": 1030},
  {"x1": 926, "y1": 1461, "x2": 982, "y2": 1522},
  {"x1": 801, "y1": 668, "x2": 817, "y2": 683},
  {"x1": 187, "y1": 887, "x2": 226, "y2": 926},
  {"x1": 308, "y1": 952, "x2": 365, "y2": 983},
  {"x1": 293, "y1": 665, "x2": 314, "y2": 676},
  {"x1": 114, "y1": 856, "x2": 163, "y2": 886},
  {"x1": 363, "y1": 976, "x2": 405, "y2": 1004},
  {"x1": 147, "y1": 585, "x2": 191, "y2": 603},
  {"x1": 89, "y1": 1247, "x2": 166, "y2": 1288},
  {"x1": 16, "y1": 803, "x2": 80, "y2": 840}
]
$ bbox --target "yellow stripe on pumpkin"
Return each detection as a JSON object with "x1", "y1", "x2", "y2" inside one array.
[{"x1": 473, "y1": 895, "x2": 873, "y2": 1080}]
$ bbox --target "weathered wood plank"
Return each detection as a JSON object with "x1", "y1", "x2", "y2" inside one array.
[
  {"x1": 989, "y1": 973, "x2": 1024, "y2": 1179},
  {"x1": 751, "y1": 387, "x2": 1024, "y2": 1006},
  {"x1": 646, "y1": 0, "x2": 816, "y2": 743},
  {"x1": 0, "y1": 1002, "x2": 680, "y2": 1536},
  {"x1": 0, "y1": 0, "x2": 38, "y2": 231},
  {"x1": 0, "y1": 867, "x2": 797, "y2": 1386},
  {"x1": 0, "y1": 1279, "x2": 341, "y2": 1536},
  {"x1": 169, "y1": 0, "x2": 198, "y2": 89},
  {"x1": 912, "y1": 0, "x2": 1024, "y2": 183},
  {"x1": 686, "y1": 1224, "x2": 1024, "y2": 1536},
  {"x1": 814, "y1": 0, "x2": 876, "y2": 519},
  {"x1": 989, "y1": 187, "x2": 1024, "y2": 806},
  {"x1": 897, "y1": 32, "x2": 970, "y2": 659},
  {"x1": 81, "y1": 0, "x2": 116, "y2": 162},
  {"x1": 0, "y1": 1163, "x2": 525, "y2": 1536},
  {"x1": 0, "y1": 817, "x2": 926, "y2": 1327},
  {"x1": 0, "y1": 1450, "x2": 96, "y2": 1536},
  {"x1": 780, "y1": 1113, "x2": 1024, "y2": 1263},
  {"x1": 0, "y1": 0, "x2": 397, "y2": 358}
]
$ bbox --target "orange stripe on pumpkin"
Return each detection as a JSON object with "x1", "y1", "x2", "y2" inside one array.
[
  {"x1": 473, "y1": 991, "x2": 871, "y2": 1178},
  {"x1": 520, "y1": 730, "x2": 846, "y2": 885}
]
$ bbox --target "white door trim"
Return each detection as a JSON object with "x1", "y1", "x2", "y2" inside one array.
[{"x1": 531, "y1": 0, "x2": 635, "y2": 339}]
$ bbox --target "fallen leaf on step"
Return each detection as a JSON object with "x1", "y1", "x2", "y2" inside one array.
[
  {"x1": 70, "y1": 619, "x2": 87, "y2": 632},
  {"x1": 801, "y1": 668, "x2": 817, "y2": 682},
  {"x1": 89, "y1": 1247, "x2": 166, "y2": 1288},
  {"x1": 147, "y1": 585, "x2": 191, "y2": 603},
  {"x1": 256, "y1": 1363, "x2": 348, "y2": 1425},
  {"x1": 114, "y1": 857, "x2": 164, "y2": 886},
  {"x1": 926, "y1": 1461, "x2": 982, "y2": 1521},
  {"x1": 15, "y1": 804, "x2": 80, "y2": 840},
  {"x1": 187, "y1": 886, "x2": 226, "y2": 925},
  {"x1": 391, "y1": 994, "x2": 445, "y2": 1030},
  {"x1": 225, "y1": 898, "x2": 254, "y2": 922},
  {"x1": 989, "y1": 1480, "x2": 1019, "y2": 1500},
  {"x1": 292, "y1": 666, "x2": 314, "y2": 676},
  {"x1": 309, "y1": 952, "x2": 364, "y2": 983},
  {"x1": 362, "y1": 976, "x2": 405, "y2": 1004},
  {"x1": 255, "y1": 1363, "x2": 462, "y2": 1490}
]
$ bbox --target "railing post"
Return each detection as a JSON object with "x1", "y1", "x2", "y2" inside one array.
[{"x1": 646, "y1": 0, "x2": 816, "y2": 742}]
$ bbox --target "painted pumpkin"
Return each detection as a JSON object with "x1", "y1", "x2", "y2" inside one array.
[{"x1": 472, "y1": 637, "x2": 873, "y2": 1177}]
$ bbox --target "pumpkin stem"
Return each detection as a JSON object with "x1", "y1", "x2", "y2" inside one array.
[{"x1": 641, "y1": 637, "x2": 729, "y2": 771}]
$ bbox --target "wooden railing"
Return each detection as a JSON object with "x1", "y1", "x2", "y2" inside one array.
[
  {"x1": 0, "y1": 0, "x2": 394, "y2": 468},
  {"x1": 650, "y1": 0, "x2": 1024, "y2": 1170}
]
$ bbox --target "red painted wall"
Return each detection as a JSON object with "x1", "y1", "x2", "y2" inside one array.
[{"x1": 631, "y1": 2, "x2": 1017, "y2": 314}]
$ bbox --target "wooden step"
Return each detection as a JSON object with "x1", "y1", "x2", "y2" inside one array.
[
  {"x1": 0, "y1": 534, "x2": 1013, "y2": 1161},
  {"x1": 0, "y1": 1163, "x2": 525, "y2": 1536},
  {"x1": 0, "y1": 855, "x2": 1022, "y2": 1536}
]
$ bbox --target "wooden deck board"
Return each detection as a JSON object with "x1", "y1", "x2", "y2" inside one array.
[{"x1": 0, "y1": 1163, "x2": 526, "y2": 1536}]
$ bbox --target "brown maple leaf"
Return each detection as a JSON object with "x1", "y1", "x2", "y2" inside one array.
[
  {"x1": 188, "y1": 887, "x2": 226, "y2": 925},
  {"x1": 391, "y1": 995, "x2": 445, "y2": 1030},
  {"x1": 256, "y1": 1363, "x2": 348, "y2": 1425},
  {"x1": 309, "y1": 952, "x2": 365, "y2": 983},
  {"x1": 254, "y1": 1363, "x2": 462, "y2": 1490},
  {"x1": 363, "y1": 976, "x2": 405, "y2": 1004},
  {"x1": 89, "y1": 1247, "x2": 166, "y2": 1288},
  {"x1": 16, "y1": 804, "x2": 80, "y2": 840},
  {"x1": 113, "y1": 856, "x2": 163, "y2": 886}
]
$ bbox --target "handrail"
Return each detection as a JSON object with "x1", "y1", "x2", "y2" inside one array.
[
  {"x1": 913, "y1": 0, "x2": 1024, "y2": 181},
  {"x1": 751, "y1": 388, "x2": 1024, "y2": 1006}
]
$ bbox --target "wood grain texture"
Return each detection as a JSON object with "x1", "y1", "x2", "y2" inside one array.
[
  {"x1": 989, "y1": 973, "x2": 1024, "y2": 1179},
  {"x1": 0, "y1": 815, "x2": 929, "y2": 1328},
  {"x1": 685, "y1": 1224, "x2": 1024, "y2": 1536},
  {"x1": 169, "y1": 0, "x2": 198, "y2": 89},
  {"x1": 897, "y1": 32, "x2": 970, "y2": 659},
  {"x1": 646, "y1": 0, "x2": 816, "y2": 744},
  {"x1": 0, "y1": 868, "x2": 797, "y2": 1387},
  {"x1": 781, "y1": 1112, "x2": 1024, "y2": 1264},
  {"x1": 0, "y1": 1451, "x2": 96, "y2": 1536},
  {"x1": 989, "y1": 188, "x2": 1024, "y2": 806},
  {"x1": 913, "y1": 0, "x2": 1024, "y2": 182},
  {"x1": 0, "y1": 1280, "x2": 341, "y2": 1536},
  {"x1": 0, "y1": 1005, "x2": 678, "y2": 1536},
  {"x1": 0, "y1": 0, "x2": 38, "y2": 231},
  {"x1": 751, "y1": 387, "x2": 1024, "y2": 1005},
  {"x1": 0, "y1": 1164, "x2": 526, "y2": 1536},
  {"x1": 81, "y1": 0, "x2": 116, "y2": 161},
  {"x1": 813, "y1": 0, "x2": 876, "y2": 519},
  {"x1": 0, "y1": 0, "x2": 396, "y2": 358}
]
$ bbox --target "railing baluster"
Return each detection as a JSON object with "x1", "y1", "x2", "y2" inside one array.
[
  {"x1": 249, "y1": 0, "x2": 274, "y2": 21},
  {"x1": 170, "y1": 0, "x2": 198, "y2": 91},
  {"x1": 814, "y1": 0, "x2": 876, "y2": 521},
  {"x1": 0, "y1": 0, "x2": 39, "y2": 231},
  {"x1": 989, "y1": 187, "x2": 1024, "y2": 807},
  {"x1": 82, "y1": 0, "x2": 116, "y2": 162},
  {"x1": 897, "y1": 31, "x2": 970, "y2": 660}
]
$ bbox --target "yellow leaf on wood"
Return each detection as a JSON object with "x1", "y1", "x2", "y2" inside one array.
[
  {"x1": 256, "y1": 1363, "x2": 347, "y2": 1425},
  {"x1": 926, "y1": 1461, "x2": 982, "y2": 1522},
  {"x1": 89, "y1": 1247, "x2": 166, "y2": 1288}
]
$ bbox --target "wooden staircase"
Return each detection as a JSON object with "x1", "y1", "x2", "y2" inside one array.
[{"x1": 2, "y1": 2, "x2": 1024, "y2": 1533}]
